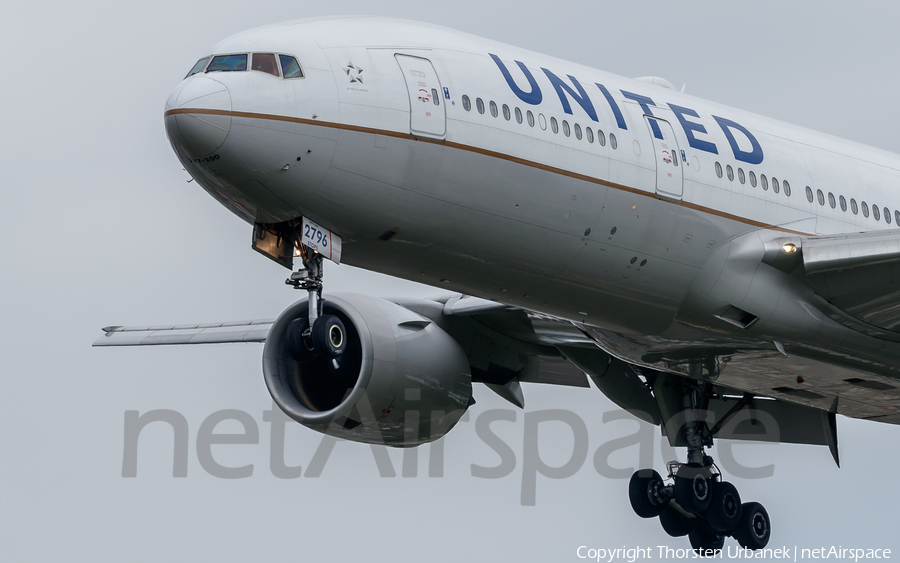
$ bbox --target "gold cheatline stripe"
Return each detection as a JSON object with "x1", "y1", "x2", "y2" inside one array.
[{"x1": 164, "y1": 108, "x2": 811, "y2": 236}]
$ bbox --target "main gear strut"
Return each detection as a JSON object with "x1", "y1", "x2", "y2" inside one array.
[{"x1": 628, "y1": 379, "x2": 771, "y2": 552}]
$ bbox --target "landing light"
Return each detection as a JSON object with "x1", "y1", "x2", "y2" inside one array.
[{"x1": 782, "y1": 243, "x2": 798, "y2": 254}]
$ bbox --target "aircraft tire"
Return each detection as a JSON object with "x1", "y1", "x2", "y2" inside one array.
[
  {"x1": 674, "y1": 464, "x2": 712, "y2": 514},
  {"x1": 312, "y1": 314, "x2": 347, "y2": 359},
  {"x1": 659, "y1": 505, "x2": 693, "y2": 537},
  {"x1": 689, "y1": 527, "x2": 725, "y2": 552},
  {"x1": 705, "y1": 481, "x2": 742, "y2": 533},
  {"x1": 733, "y1": 502, "x2": 771, "y2": 550},
  {"x1": 628, "y1": 469, "x2": 665, "y2": 518},
  {"x1": 286, "y1": 318, "x2": 315, "y2": 361}
]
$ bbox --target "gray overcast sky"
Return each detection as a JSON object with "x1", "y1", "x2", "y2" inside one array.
[{"x1": 3, "y1": 1, "x2": 900, "y2": 561}]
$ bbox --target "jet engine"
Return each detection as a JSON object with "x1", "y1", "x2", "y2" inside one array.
[{"x1": 263, "y1": 293, "x2": 473, "y2": 446}]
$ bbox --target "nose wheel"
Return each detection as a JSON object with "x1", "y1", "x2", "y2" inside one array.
[{"x1": 285, "y1": 246, "x2": 344, "y2": 359}]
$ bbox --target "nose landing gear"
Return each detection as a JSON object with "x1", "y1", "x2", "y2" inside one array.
[{"x1": 285, "y1": 245, "x2": 346, "y2": 360}]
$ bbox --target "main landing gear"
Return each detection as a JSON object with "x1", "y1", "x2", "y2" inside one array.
[
  {"x1": 285, "y1": 246, "x2": 347, "y2": 360},
  {"x1": 628, "y1": 382, "x2": 771, "y2": 552},
  {"x1": 629, "y1": 462, "x2": 769, "y2": 551}
]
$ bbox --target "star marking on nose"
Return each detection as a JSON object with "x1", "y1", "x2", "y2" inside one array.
[{"x1": 344, "y1": 62, "x2": 363, "y2": 84}]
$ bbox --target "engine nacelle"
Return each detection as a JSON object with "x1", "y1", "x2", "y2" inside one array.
[{"x1": 263, "y1": 293, "x2": 473, "y2": 446}]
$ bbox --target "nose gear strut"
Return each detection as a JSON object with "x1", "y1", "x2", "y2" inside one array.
[
  {"x1": 286, "y1": 245, "x2": 324, "y2": 324},
  {"x1": 284, "y1": 244, "x2": 348, "y2": 361}
]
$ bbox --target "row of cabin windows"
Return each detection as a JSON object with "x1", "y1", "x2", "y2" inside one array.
[
  {"x1": 715, "y1": 161, "x2": 792, "y2": 196},
  {"x1": 808, "y1": 186, "x2": 899, "y2": 224},
  {"x1": 185, "y1": 53, "x2": 304, "y2": 80},
  {"x1": 460, "y1": 95, "x2": 618, "y2": 150},
  {"x1": 716, "y1": 160, "x2": 898, "y2": 224}
]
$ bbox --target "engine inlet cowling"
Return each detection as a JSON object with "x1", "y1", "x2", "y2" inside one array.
[{"x1": 263, "y1": 293, "x2": 473, "y2": 446}]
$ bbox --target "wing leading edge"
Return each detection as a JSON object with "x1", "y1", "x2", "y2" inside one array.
[{"x1": 92, "y1": 320, "x2": 273, "y2": 346}]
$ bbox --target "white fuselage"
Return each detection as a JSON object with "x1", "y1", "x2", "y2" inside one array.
[{"x1": 164, "y1": 17, "x2": 900, "y2": 422}]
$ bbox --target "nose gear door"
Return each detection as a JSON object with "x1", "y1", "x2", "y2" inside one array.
[
  {"x1": 645, "y1": 116, "x2": 683, "y2": 201},
  {"x1": 395, "y1": 54, "x2": 446, "y2": 140}
]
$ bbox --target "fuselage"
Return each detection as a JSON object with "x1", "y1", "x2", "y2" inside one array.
[{"x1": 164, "y1": 17, "x2": 900, "y2": 423}]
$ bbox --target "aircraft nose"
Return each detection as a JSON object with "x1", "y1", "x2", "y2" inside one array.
[{"x1": 164, "y1": 76, "x2": 232, "y2": 158}]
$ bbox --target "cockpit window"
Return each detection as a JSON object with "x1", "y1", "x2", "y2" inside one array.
[
  {"x1": 279, "y1": 55, "x2": 304, "y2": 79},
  {"x1": 185, "y1": 57, "x2": 210, "y2": 78},
  {"x1": 207, "y1": 54, "x2": 248, "y2": 72},
  {"x1": 251, "y1": 53, "x2": 279, "y2": 77}
]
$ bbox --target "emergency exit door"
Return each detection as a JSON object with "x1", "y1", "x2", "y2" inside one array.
[
  {"x1": 645, "y1": 116, "x2": 683, "y2": 201},
  {"x1": 395, "y1": 54, "x2": 446, "y2": 140}
]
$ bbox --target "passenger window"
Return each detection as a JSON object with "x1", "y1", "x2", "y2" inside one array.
[
  {"x1": 515, "y1": 107, "x2": 523, "y2": 124},
  {"x1": 895, "y1": 210, "x2": 900, "y2": 224},
  {"x1": 527, "y1": 110, "x2": 535, "y2": 127},
  {"x1": 609, "y1": 133, "x2": 617, "y2": 149},
  {"x1": 738, "y1": 168, "x2": 745, "y2": 184},
  {"x1": 862, "y1": 201, "x2": 870, "y2": 217},
  {"x1": 562, "y1": 120, "x2": 570, "y2": 137},
  {"x1": 672, "y1": 150, "x2": 678, "y2": 166},
  {"x1": 586, "y1": 127, "x2": 594, "y2": 143},
  {"x1": 432, "y1": 89, "x2": 440, "y2": 106},
  {"x1": 476, "y1": 98, "x2": 485, "y2": 114},
  {"x1": 462, "y1": 95, "x2": 471, "y2": 111},
  {"x1": 186, "y1": 57, "x2": 210, "y2": 78},
  {"x1": 887, "y1": 208, "x2": 893, "y2": 224},
  {"x1": 208, "y1": 54, "x2": 248, "y2": 72},
  {"x1": 783, "y1": 180, "x2": 791, "y2": 196},
  {"x1": 772, "y1": 177, "x2": 780, "y2": 194},
  {"x1": 851, "y1": 198, "x2": 859, "y2": 214},
  {"x1": 574, "y1": 123, "x2": 582, "y2": 140},
  {"x1": 715, "y1": 162, "x2": 723, "y2": 178},
  {"x1": 817, "y1": 189, "x2": 825, "y2": 206},
  {"x1": 598, "y1": 130, "x2": 606, "y2": 146},
  {"x1": 828, "y1": 192, "x2": 836, "y2": 209},
  {"x1": 278, "y1": 55, "x2": 303, "y2": 78},
  {"x1": 761, "y1": 174, "x2": 768, "y2": 190},
  {"x1": 749, "y1": 171, "x2": 757, "y2": 187},
  {"x1": 839, "y1": 195, "x2": 847, "y2": 211},
  {"x1": 539, "y1": 113, "x2": 547, "y2": 130},
  {"x1": 806, "y1": 186, "x2": 814, "y2": 202},
  {"x1": 502, "y1": 104, "x2": 510, "y2": 120},
  {"x1": 726, "y1": 165, "x2": 734, "y2": 181},
  {"x1": 551, "y1": 117, "x2": 559, "y2": 134},
  {"x1": 490, "y1": 101, "x2": 498, "y2": 117},
  {"x1": 874, "y1": 205, "x2": 881, "y2": 221},
  {"x1": 251, "y1": 53, "x2": 279, "y2": 77}
]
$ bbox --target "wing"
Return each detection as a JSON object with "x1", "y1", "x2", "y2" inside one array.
[
  {"x1": 94, "y1": 293, "x2": 840, "y2": 459},
  {"x1": 795, "y1": 230, "x2": 900, "y2": 339},
  {"x1": 92, "y1": 320, "x2": 273, "y2": 346}
]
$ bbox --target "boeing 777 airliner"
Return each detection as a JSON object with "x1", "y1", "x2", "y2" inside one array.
[{"x1": 95, "y1": 16, "x2": 900, "y2": 551}]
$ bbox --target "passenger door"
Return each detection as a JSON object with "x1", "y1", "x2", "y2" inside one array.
[
  {"x1": 395, "y1": 54, "x2": 446, "y2": 140},
  {"x1": 645, "y1": 116, "x2": 683, "y2": 201}
]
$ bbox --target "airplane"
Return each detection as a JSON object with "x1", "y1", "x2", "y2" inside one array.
[{"x1": 93, "y1": 15, "x2": 900, "y2": 551}]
